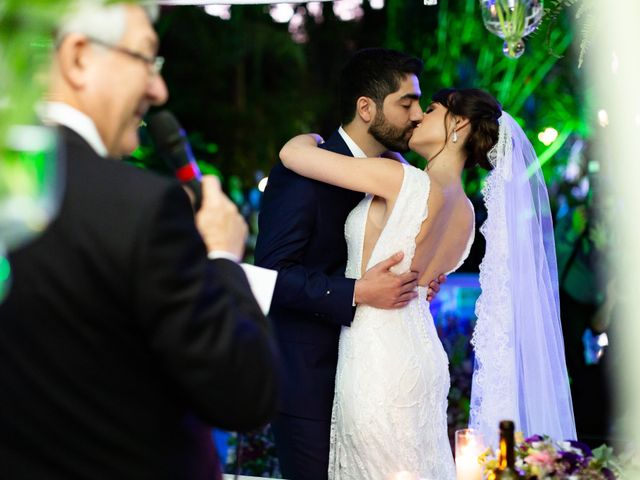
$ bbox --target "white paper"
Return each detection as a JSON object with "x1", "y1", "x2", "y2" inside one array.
[{"x1": 241, "y1": 263, "x2": 278, "y2": 315}]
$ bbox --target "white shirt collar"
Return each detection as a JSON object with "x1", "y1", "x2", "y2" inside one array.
[
  {"x1": 338, "y1": 126, "x2": 367, "y2": 158},
  {"x1": 39, "y1": 102, "x2": 108, "y2": 157}
]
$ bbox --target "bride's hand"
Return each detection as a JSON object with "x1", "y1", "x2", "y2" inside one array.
[
  {"x1": 381, "y1": 150, "x2": 409, "y2": 165},
  {"x1": 308, "y1": 133, "x2": 324, "y2": 145},
  {"x1": 285, "y1": 133, "x2": 324, "y2": 148}
]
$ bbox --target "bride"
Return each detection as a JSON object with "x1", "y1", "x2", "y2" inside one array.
[{"x1": 279, "y1": 88, "x2": 575, "y2": 479}]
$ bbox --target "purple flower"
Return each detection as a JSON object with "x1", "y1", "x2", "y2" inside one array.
[
  {"x1": 558, "y1": 451, "x2": 582, "y2": 473},
  {"x1": 566, "y1": 440, "x2": 593, "y2": 458},
  {"x1": 602, "y1": 467, "x2": 616, "y2": 480},
  {"x1": 525, "y1": 434, "x2": 544, "y2": 443}
]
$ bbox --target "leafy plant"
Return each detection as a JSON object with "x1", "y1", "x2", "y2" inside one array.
[
  {"x1": 542, "y1": 0, "x2": 594, "y2": 66},
  {"x1": 0, "y1": 0, "x2": 72, "y2": 157}
]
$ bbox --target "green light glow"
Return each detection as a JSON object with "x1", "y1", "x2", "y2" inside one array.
[
  {"x1": 530, "y1": 124, "x2": 575, "y2": 177},
  {"x1": 0, "y1": 256, "x2": 10, "y2": 284},
  {"x1": 0, "y1": 255, "x2": 11, "y2": 303},
  {"x1": 538, "y1": 127, "x2": 559, "y2": 146}
]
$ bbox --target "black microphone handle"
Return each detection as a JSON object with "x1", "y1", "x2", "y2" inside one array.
[
  {"x1": 183, "y1": 177, "x2": 202, "y2": 211},
  {"x1": 147, "y1": 110, "x2": 203, "y2": 211},
  {"x1": 162, "y1": 135, "x2": 203, "y2": 211}
]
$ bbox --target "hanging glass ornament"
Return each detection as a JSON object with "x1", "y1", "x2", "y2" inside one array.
[{"x1": 479, "y1": 0, "x2": 544, "y2": 58}]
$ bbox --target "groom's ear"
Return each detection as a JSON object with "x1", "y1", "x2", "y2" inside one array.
[{"x1": 356, "y1": 96, "x2": 375, "y2": 123}]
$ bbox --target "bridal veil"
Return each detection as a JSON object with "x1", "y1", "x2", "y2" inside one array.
[{"x1": 469, "y1": 111, "x2": 577, "y2": 446}]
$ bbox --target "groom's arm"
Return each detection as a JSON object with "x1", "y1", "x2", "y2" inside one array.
[{"x1": 255, "y1": 165, "x2": 355, "y2": 327}]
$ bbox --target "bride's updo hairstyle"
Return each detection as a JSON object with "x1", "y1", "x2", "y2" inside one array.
[{"x1": 431, "y1": 88, "x2": 502, "y2": 170}]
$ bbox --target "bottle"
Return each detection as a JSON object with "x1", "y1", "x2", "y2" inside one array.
[{"x1": 487, "y1": 420, "x2": 524, "y2": 479}]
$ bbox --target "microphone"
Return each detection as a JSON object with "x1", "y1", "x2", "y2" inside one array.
[{"x1": 148, "y1": 110, "x2": 202, "y2": 210}]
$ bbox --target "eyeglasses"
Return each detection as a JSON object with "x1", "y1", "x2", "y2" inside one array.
[{"x1": 87, "y1": 37, "x2": 164, "y2": 76}]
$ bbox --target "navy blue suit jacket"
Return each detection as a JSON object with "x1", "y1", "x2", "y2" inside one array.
[{"x1": 255, "y1": 131, "x2": 364, "y2": 421}]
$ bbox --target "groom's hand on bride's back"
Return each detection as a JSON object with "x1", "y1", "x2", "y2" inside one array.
[
  {"x1": 426, "y1": 274, "x2": 446, "y2": 302},
  {"x1": 354, "y1": 252, "x2": 418, "y2": 309}
]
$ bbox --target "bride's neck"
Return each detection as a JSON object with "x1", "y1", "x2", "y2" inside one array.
[{"x1": 423, "y1": 150, "x2": 465, "y2": 184}]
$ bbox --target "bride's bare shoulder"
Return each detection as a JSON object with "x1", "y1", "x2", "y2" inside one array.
[{"x1": 424, "y1": 177, "x2": 450, "y2": 209}]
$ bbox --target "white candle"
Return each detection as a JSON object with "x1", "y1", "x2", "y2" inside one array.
[
  {"x1": 455, "y1": 449, "x2": 483, "y2": 480},
  {"x1": 455, "y1": 429, "x2": 485, "y2": 480}
]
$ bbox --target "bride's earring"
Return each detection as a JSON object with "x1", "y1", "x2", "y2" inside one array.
[{"x1": 452, "y1": 130, "x2": 458, "y2": 143}]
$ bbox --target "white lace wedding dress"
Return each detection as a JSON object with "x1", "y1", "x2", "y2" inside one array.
[{"x1": 328, "y1": 164, "x2": 474, "y2": 480}]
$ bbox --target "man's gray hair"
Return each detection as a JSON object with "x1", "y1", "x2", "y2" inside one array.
[{"x1": 55, "y1": 1, "x2": 159, "y2": 47}]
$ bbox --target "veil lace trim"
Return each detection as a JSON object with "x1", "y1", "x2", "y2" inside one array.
[{"x1": 470, "y1": 115, "x2": 517, "y2": 441}]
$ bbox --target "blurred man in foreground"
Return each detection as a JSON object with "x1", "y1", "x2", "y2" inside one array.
[{"x1": 0, "y1": 2, "x2": 279, "y2": 479}]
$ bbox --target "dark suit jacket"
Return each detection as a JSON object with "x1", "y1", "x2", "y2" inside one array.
[
  {"x1": 255, "y1": 131, "x2": 363, "y2": 421},
  {"x1": 0, "y1": 128, "x2": 279, "y2": 480}
]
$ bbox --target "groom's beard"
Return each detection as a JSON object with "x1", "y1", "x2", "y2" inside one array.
[{"x1": 368, "y1": 110, "x2": 417, "y2": 153}]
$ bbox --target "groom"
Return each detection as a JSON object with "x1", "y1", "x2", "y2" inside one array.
[{"x1": 256, "y1": 48, "x2": 442, "y2": 480}]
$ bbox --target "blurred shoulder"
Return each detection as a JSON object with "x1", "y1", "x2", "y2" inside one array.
[{"x1": 61, "y1": 131, "x2": 189, "y2": 221}]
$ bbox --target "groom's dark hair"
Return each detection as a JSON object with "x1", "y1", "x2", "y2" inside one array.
[{"x1": 339, "y1": 48, "x2": 424, "y2": 125}]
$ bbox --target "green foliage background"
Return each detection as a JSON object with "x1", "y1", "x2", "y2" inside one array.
[
  {"x1": 0, "y1": 0, "x2": 70, "y2": 157},
  {"x1": 1, "y1": 1, "x2": 588, "y2": 192},
  {"x1": 138, "y1": 0, "x2": 588, "y2": 197}
]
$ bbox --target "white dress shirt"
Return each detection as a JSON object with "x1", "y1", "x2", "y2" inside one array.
[
  {"x1": 39, "y1": 102, "x2": 108, "y2": 158},
  {"x1": 338, "y1": 126, "x2": 367, "y2": 158}
]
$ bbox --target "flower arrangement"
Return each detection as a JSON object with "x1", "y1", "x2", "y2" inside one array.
[{"x1": 480, "y1": 434, "x2": 622, "y2": 479}]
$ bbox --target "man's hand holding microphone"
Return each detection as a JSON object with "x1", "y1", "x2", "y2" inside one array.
[{"x1": 196, "y1": 176, "x2": 247, "y2": 260}]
